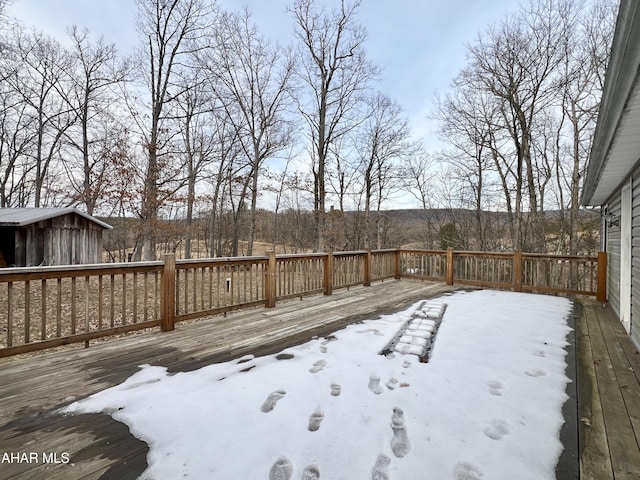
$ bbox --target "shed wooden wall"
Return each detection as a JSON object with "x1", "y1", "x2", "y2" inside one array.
[{"x1": 13, "y1": 213, "x2": 104, "y2": 266}]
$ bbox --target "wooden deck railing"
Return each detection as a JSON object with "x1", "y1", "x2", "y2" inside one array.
[{"x1": 0, "y1": 248, "x2": 606, "y2": 357}]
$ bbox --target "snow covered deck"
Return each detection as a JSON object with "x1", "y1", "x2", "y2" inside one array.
[
  {"x1": 0, "y1": 280, "x2": 453, "y2": 479},
  {"x1": 0, "y1": 280, "x2": 637, "y2": 479}
]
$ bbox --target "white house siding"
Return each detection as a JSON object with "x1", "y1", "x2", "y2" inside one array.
[
  {"x1": 632, "y1": 166, "x2": 640, "y2": 347},
  {"x1": 607, "y1": 190, "x2": 622, "y2": 319}
]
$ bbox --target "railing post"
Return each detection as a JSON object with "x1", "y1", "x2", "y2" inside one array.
[
  {"x1": 513, "y1": 249, "x2": 523, "y2": 292},
  {"x1": 446, "y1": 248, "x2": 454, "y2": 285},
  {"x1": 364, "y1": 250, "x2": 371, "y2": 286},
  {"x1": 394, "y1": 249, "x2": 401, "y2": 279},
  {"x1": 597, "y1": 251, "x2": 607, "y2": 302},
  {"x1": 161, "y1": 254, "x2": 176, "y2": 332},
  {"x1": 265, "y1": 251, "x2": 277, "y2": 308},
  {"x1": 324, "y1": 251, "x2": 333, "y2": 296}
]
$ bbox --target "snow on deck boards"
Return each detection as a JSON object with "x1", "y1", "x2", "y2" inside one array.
[
  {"x1": 0, "y1": 280, "x2": 454, "y2": 480},
  {"x1": 1, "y1": 285, "x2": 638, "y2": 480}
]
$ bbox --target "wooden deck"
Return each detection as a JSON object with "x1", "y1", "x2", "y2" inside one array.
[
  {"x1": 0, "y1": 279, "x2": 454, "y2": 480},
  {"x1": 1, "y1": 281, "x2": 639, "y2": 479},
  {"x1": 577, "y1": 298, "x2": 640, "y2": 480}
]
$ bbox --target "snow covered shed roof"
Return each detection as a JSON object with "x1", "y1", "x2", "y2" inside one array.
[
  {"x1": 582, "y1": 0, "x2": 640, "y2": 206},
  {"x1": 0, "y1": 208, "x2": 112, "y2": 229}
]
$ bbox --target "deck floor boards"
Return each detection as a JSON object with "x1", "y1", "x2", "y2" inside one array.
[
  {"x1": 2, "y1": 283, "x2": 639, "y2": 479},
  {"x1": 0, "y1": 280, "x2": 453, "y2": 480},
  {"x1": 578, "y1": 299, "x2": 640, "y2": 480}
]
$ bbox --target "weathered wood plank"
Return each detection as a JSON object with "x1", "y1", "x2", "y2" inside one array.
[
  {"x1": 577, "y1": 302, "x2": 614, "y2": 480},
  {"x1": 593, "y1": 303, "x2": 640, "y2": 451},
  {"x1": 583, "y1": 301, "x2": 640, "y2": 480}
]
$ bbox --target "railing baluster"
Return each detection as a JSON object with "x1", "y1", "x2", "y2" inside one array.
[
  {"x1": 70, "y1": 277, "x2": 76, "y2": 334},
  {"x1": 121, "y1": 273, "x2": 126, "y2": 325},
  {"x1": 143, "y1": 272, "x2": 148, "y2": 323},
  {"x1": 85, "y1": 276, "x2": 90, "y2": 333},
  {"x1": 7, "y1": 282, "x2": 13, "y2": 347},
  {"x1": 110, "y1": 274, "x2": 115, "y2": 327},
  {"x1": 200, "y1": 267, "x2": 205, "y2": 310},
  {"x1": 41, "y1": 279, "x2": 47, "y2": 341},
  {"x1": 99, "y1": 275, "x2": 104, "y2": 330},
  {"x1": 57, "y1": 278, "x2": 62, "y2": 337}
]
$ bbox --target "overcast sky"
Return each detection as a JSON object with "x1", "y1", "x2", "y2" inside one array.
[{"x1": 7, "y1": 0, "x2": 523, "y2": 150}]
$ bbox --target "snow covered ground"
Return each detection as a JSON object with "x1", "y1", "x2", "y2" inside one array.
[{"x1": 62, "y1": 290, "x2": 573, "y2": 480}]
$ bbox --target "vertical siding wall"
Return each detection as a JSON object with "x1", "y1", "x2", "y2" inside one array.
[
  {"x1": 632, "y1": 167, "x2": 640, "y2": 347},
  {"x1": 607, "y1": 190, "x2": 622, "y2": 318},
  {"x1": 45, "y1": 216, "x2": 103, "y2": 265},
  {"x1": 18, "y1": 214, "x2": 104, "y2": 266}
]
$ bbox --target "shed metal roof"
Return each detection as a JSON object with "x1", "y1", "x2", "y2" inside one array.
[{"x1": 0, "y1": 208, "x2": 112, "y2": 229}]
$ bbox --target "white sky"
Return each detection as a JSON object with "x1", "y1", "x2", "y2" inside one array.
[
  {"x1": 6, "y1": 0, "x2": 523, "y2": 150},
  {"x1": 63, "y1": 290, "x2": 572, "y2": 479}
]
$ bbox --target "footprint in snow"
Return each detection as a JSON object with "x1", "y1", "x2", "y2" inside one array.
[
  {"x1": 368, "y1": 375, "x2": 384, "y2": 394},
  {"x1": 308, "y1": 408, "x2": 325, "y2": 431},
  {"x1": 301, "y1": 465, "x2": 320, "y2": 479},
  {"x1": 371, "y1": 454, "x2": 390, "y2": 480},
  {"x1": 261, "y1": 390, "x2": 286, "y2": 413},
  {"x1": 453, "y1": 462, "x2": 483, "y2": 480},
  {"x1": 330, "y1": 383, "x2": 342, "y2": 396},
  {"x1": 269, "y1": 457, "x2": 293, "y2": 480},
  {"x1": 386, "y1": 377, "x2": 399, "y2": 390},
  {"x1": 309, "y1": 360, "x2": 327, "y2": 373},
  {"x1": 358, "y1": 328, "x2": 384, "y2": 336},
  {"x1": 484, "y1": 419, "x2": 510, "y2": 440},
  {"x1": 525, "y1": 369, "x2": 546, "y2": 377},
  {"x1": 487, "y1": 380, "x2": 504, "y2": 396},
  {"x1": 390, "y1": 407, "x2": 411, "y2": 458}
]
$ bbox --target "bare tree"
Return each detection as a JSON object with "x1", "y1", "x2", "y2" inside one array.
[
  {"x1": 134, "y1": 0, "x2": 215, "y2": 260},
  {"x1": 9, "y1": 30, "x2": 75, "y2": 207},
  {"x1": 435, "y1": 0, "x2": 616, "y2": 254},
  {"x1": 556, "y1": 0, "x2": 616, "y2": 254},
  {"x1": 200, "y1": 9, "x2": 294, "y2": 255},
  {"x1": 290, "y1": 0, "x2": 379, "y2": 251},
  {"x1": 435, "y1": 86, "x2": 505, "y2": 250},
  {"x1": 61, "y1": 26, "x2": 129, "y2": 215},
  {"x1": 0, "y1": 99, "x2": 35, "y2": 206},
  {"x1": 170, "y1": 66, "x2": 219, "y2": 258},
  {"x1": 356, "y1": 92, "x2": 412, "y2": 249},
  {"x1": 461, "y1": 1, "x2": 574, "y2": 251}
]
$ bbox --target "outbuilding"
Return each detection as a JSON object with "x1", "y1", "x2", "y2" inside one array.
[
  {"x1": 582, "y1": 0, "x2": 640, "y2": 348},
  {"x1": 0, "y1": 208, "x2": 112, "y2": 267}
]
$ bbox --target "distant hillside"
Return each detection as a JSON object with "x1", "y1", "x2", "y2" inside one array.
[{"x1": 377, "y1": 208, "x2": 599, "y2": 225}]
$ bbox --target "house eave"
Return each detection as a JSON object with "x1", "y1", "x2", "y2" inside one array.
[{"x1": 582, "y1": 0, "x2": 640, "y2": 207}]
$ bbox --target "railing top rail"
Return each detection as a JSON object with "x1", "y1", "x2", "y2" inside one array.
[
  {"x1": 398, "y1": 249, "x2": 599, "y2": 261},
  {"x1": 521, "y1": 252, "x2": 598, "y2": 261},
  {"x1": 276, "y1": 253, "x2": 327, "y2": 260},
  {"x1": 399, "y1": 249, "x2": 447, "y2": 255},
  {"x1": 0, "y1": 260, "x2": 164, "y2": 282},
  {"x1": 332, "y1": 250, "x2": 368, "y2": 257},
  {"x1": 176, "y1": 256, "x2": 268, "y2": 268},
  {"x1": 450, "y1": 251, "x2": 514, "y2": 258}
]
